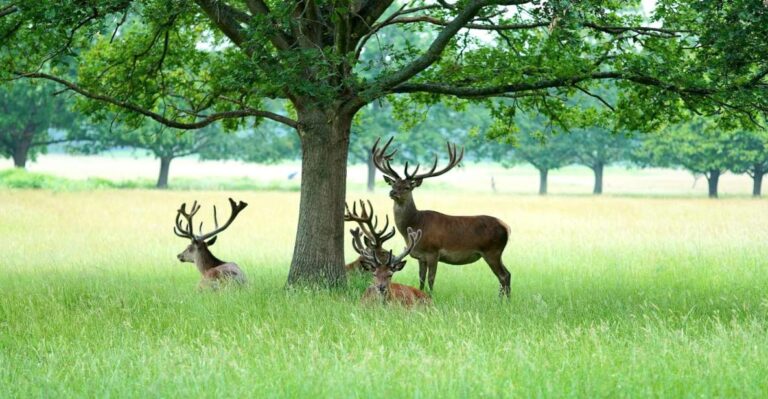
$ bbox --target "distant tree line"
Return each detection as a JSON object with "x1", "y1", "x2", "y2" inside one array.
[
  {"x1": 496, "y1": 115, "x2": 768, "y2": 198},
  {"x1": 2, "y1": 80, "x2": 766, "y2": 197}
]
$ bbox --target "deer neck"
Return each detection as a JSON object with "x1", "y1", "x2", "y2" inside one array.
[
  {"x1": 195, "y1": 248, "x2": 225, "y2": 274},
  {"x1": 393, "y1": 192, "x2": 419, "y2": 233}
]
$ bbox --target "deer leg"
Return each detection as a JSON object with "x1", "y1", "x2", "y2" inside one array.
[
  {"x1": 426, "y1": 255, "x2": 439, "y2": 292},
  {"x1": 483, "y1": 250, "x2": 511, "y2": 298},
  {"x1": 418, "y1": 258, "x2": 427, "y2": 291}
]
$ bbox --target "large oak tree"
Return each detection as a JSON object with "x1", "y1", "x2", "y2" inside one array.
[{"x1": 1, "y1": 1, "x2": 766, "y2": 286}]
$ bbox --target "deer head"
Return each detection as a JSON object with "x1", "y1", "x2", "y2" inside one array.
[
  {"x1": 351, "y1": 226, "x2": 422, "y2": 294},
  {"x1": 173, "y1": 198, "x2": 248, "y2": 266},
  {"x1": 372, "y1": 137, "x2": 463, "y2": 204}
]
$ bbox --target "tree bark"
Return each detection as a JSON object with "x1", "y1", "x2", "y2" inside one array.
[
  {"x1": 366, "y1": 150, "x2": 376, "y2": 192},
  {"x1": 706, "y1": 169, "x2": 720, "y2": 198},
  {"x1": 286, "y1": 106, "x2": 351, "y2": 288},
  {"x1": 156, "y1": 156, "x2": 172, "y2": 189},
  {"x1": 538, "y1": 168, "x2": 548, "y2": 195},
  {"x1": 752, "y1": 168, "x2": 764, "y2": 197},
  {"x1": 592, "y1": 162, "x2": 604, "y2": 195}
]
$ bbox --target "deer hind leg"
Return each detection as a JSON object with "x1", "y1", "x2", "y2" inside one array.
[
  {"x1": 426, "y1": 255, "x2": 439, "y2": 292},
  {"x1": 482, "y1": 250, "x2": 511, "y2": 298}
]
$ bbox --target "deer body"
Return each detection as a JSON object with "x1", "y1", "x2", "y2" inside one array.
[
  {"x1": 393, "y1": 200, "x2": 508, "y2": 265},
  {"x1": 178, "y1": 241, "x2": 246, "y2": 288},
  {"x1": 361, "y1": 283, "x2": 431, "y2": 307},
  {"x1": 374, "y1": 138, "x2": 512, "y2": 296},
  {"x1": 174, "y1": 198, "x2": 248, "y2": 289}
]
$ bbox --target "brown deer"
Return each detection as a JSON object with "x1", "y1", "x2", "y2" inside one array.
[
  {"x1": 372, "y1": 137, "x2": 512, "y2": 297},
  {"x1": 173, "y1": 198, "x2": 248, "y2": 289},
  {"x1": 343, "y1": 199, "x2": 395, "y2": 273},
  {"x1": 351, "y1": 226, "x2": 431, "y2": 306}
]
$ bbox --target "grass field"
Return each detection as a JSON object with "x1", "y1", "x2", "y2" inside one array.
[{"x1": 1, "y1": 188, "x2": 768, "y2": 398}]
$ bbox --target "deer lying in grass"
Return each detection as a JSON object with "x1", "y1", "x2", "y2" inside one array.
[
  {"x1": 174, "y1": 198, "x2": 248, "y2": 289},
  {"x1": 343, "y1": 199, "x2": 394, "y2": 273},
  {"x1": 351, "y1": 226, "x2": 431, "y2": 307},
  {"x1": 373, "y1": 137, "x2": 512, "y2": 297}
]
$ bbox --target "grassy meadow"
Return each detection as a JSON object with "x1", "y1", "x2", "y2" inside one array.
[{"x1": 1, "y1": 187, "x2": 768, "y2": 398}]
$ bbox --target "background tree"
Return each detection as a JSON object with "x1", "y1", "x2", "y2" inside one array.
[
  {"x1": 0, "y1": 80, "x2": 76, "y2": 168},
  {"x1": 3, "y1": 1, "x2": 766, "y2": 287},
  {"x1": 488, "y1": 114, "x2": 574, "y2": 195},
  {"x1": 729, "y1": 129, "x2": 768, "y2": 197},
  {"x1": 568, "y1": 128, "x2": 635, "y2": 195},
  {"x1": 73, "y1": 120, "x2": 298, "y2": 188},
  {"x1": 635, "y1": 119, "x2": 738, "y2": 198}
]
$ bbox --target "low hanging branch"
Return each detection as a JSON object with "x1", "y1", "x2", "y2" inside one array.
[{"x1": 16, "y1": 72, "x2": 298, "y2": 129}]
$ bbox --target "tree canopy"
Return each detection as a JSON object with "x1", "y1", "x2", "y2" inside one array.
[{"x1": 2, "y1": 0, "x2": 767, "y2": 286}]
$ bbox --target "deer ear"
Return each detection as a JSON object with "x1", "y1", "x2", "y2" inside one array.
[
  {"x1": 206, "y1": 236, "x2": 218, "y2": 246},
  {"x1": 392, "y1": 260, "x2": 407, "y2": 272},
  {"x1": 383, "y1": 176, "x2": 396, "y2": 186},
  {"x1": 411, "y1": 179, "x2": 423, "y2": 188}
]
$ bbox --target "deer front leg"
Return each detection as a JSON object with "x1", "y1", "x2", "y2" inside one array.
[{"x1": 418, "y1": 258, "x2": 427, "y2": 291}]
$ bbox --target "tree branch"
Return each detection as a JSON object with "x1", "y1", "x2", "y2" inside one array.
[
  {"x1": 17, "y1": 72, "x2": 299, "y2": 129},
  {"x1": 391, "y1": 71, "x2": 723, "y2": 98},
  {"x1": 582, "y1": 22, "x2": 691, "y2": 37},
  {"x1": 243, "y1": 0, "x2": 294, "y2": 50},
  {"x1": 193, "y1": 0, "x2": 251, "y2": 52},
  {"x1": 378, "y1": 15, "x2": 548, "y2": 31},
  {"x1": 0, "y1": 4, "x2": 18, "y2": 18},
  {"x1": 369, "y1": 0, "x2": 489, "y2": 93}
]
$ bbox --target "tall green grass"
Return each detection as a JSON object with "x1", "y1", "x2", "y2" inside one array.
[{"x1": 0, "y1": 190, "x2": 767, "y2": 398}]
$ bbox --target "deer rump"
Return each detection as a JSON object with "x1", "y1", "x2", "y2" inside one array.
[{"x1": 404, "y1": 211, "x2": 510, "y2": 265}]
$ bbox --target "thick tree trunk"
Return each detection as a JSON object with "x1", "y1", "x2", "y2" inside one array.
[
  {"x1": 366, "y1": 151, "x2": 376, "y2": 192},
  {"x1": 156, "y1": 156, "x2": 172, "y2": 189},
  {"x1": 286, "y1": 107, "x2": 351, "y2": 288},
  {"x1": 592, "y1": 162, "x2": 604, "y2": 195},
  {"x1": 752, "y1": 169, "x2": 764, "y2": 197},
  {"x1": 706, "y1": 170, "x2": 720, "y2": 198},
  {"x1": 12, "y1": 146, "x2": 29, "y2": 168},
  {"x1": 538, "y1": 168, "x2": 548, "y2": 195},
  {"x1": 11, "y1": 127, "x2": 35, "y2": 168}
]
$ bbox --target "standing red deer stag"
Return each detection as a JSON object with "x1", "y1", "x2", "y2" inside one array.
[
  {"x1": 173, "y1": 198, "x2": 248, "y2": 289},
  {"x1": 351, "y1": 226, "x2": 431, "y2": 306},
  {"x1": 343, "y1": 199, "x2": 395, "y2": 272},
  {"x1": 372, "y1": 137, "x2": 512, "y2": 297}
]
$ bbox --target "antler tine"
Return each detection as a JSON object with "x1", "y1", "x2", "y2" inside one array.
[
  {"x1": 408, "y1": 141, "x2": 464, "y2": 181},
  {"x1": 391, "y1": 227, "x2": 422, "y2": 264},
  {"x1": 350, "y1": 228, "x2": 372, "y2": 257},
  {"x1": 197, "y1": 198, "x2": 249, "y2": 240},
  {"x1": 344, "y1": 200, "x2": 375, "y2": 240},
  {"x1": 174, "y1": 201, "x2": 198, "y2": 239},
  {"x1": 343, "y1": 199, "x2": 396, "y2": 249},
  {"x1": 371, "y1": 136, "x2": 402, "y2": 180}
]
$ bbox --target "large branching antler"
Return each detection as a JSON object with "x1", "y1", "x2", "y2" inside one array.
[
  {"x1": 197, "y1": 198, "x2": 248, "y2": 241},
  {"x1": 386, "y1": 227, "x2": 423, "y2": 266},
  {"x1": 173, "y1": 198, "x2": 248, "y2": 241},
  {"x1": 371, "y1": 137, "x2": 402, "y2": 180},
  {"x1": 174, "y1": 200, "x2": 201, "y2": 239},
  {"x1": 352, "y1": 226, "x2": 422, "y2": 270},
  {"x1": 344, "y1": 199, "x2": 395, "y2": 249},
  {"x1": 371, "y1": 137, "x2": 464, "y2": 183},
  {"x1": 405, "y1": 141, "x2": 464, "y2": 181}
]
